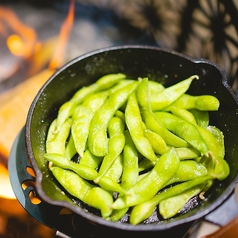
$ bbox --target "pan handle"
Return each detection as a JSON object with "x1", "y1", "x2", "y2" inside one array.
[
  {"x1": 185, "y1": 184, "x2": 238, "y2": 238},
  {"x1": 204, "y1": 183, "x2": 238, "y2": 226}
]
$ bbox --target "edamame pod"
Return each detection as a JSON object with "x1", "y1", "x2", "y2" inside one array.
[
  {"x1": 121, "y1": 130, "x2": 139, "y2": 190},
  {"x1": 105, "y1": 154, "x2": 123, "y2": 182},
  {"x1": 164, "y1": 94, "x2": 220, "y2": 111},
  {"x1": 138, "y1": 157, "x2": 157, "y2": 172},
  {"x1": 197, "y1": 126, "x2": 225, "y2": 160},
  {"x1": 98, "y1": 176, "x2": 129, "y2": 195},
  {"x1": 45, "y1": 153, "x2": 98, "y2": 180},
  {"x1": 110, "y1": 208, "x2": 129, "y2": 222},
  {"x1": 83, "y1": 187, "x2": 114, "y2": 218},
  {"x1": 46, "y1": 118, "x2": 72, "y2": 155},
  {"x1": 175, "y1": 147, "x2": 201, "y2": 160},
  {"x1": 155, "y1": 111, "x2": 208, "y2": 154},
  {"x1": 125, "y1": 92, "x2": 157, "y2": 162},
  {"x1": 198, "y1": 126, "x2": 229, "y2": 180},
  {"x1": 80, "y1": 90, "x2": 109, "y2": 113},
  {"x1": 148, "y1": 80, "x2": 165, "y2": 95},
  {"x1": 88, "y1": 81, "x2": 138, "y2": 156},
  {"x1": 71, "y1": 107, "x2": 93, "y2": 157},
  {"x1": 56, "y1": 73, "x2": 126, "y2": 130},
  {"x1": 150, "y1": 75, "x2": 198, "y2": 111},
  {"x1": 206, "y1": 126, "x2": 225, "y2": 151},
  {"x1": 95, "y1": 117, "x2": 125, "y2": 182},
  {"x1": 72, "y1": 91, "x2": 108, "y2": 157},
  {"x1": 50, "y1": 166, "x2": 94, "y2": 201},
  {"x1": 159, "y1": 186, "x2": 204, "y2": 219},
  {"x1": 189, "y1": 109, "x2": 209, "y2": 128},
  {"x1": 111, "y1": 148, "x2": 180, "y2": 210},
  {"x1": 129, "y1": 175, "x2": 212, "y2": 225},
  {"x1": 107, "y1": 79, "x2": 135, "y2": 94},
  {"x1": 144, "y1": 129, "x2": 167, "y2": 155},
  {"x1": 64, "y1": 134, "x2": 77, "y2": 160},
  {"x1": 169, "y1": 107, "x2": 197, "y2": 125},
  {"x1": 79, "y1": 149, "x2": 103, "y2": 169},
  {"x1": 51, "y1": 167, "x2": 113, "y2": 218},
  {"x1": 202, "y1": 151, "x2": 230, "y2": 181},
  {"x1": 166, "y1": 160, "x2": 208, "y2": 185},
  {"x1": 136, "y1": 78, "x2": 189, "y2": 148}
]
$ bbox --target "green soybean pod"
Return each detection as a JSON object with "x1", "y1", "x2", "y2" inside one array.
[
  {"x1": 115, "y1": 110, "x2": 125, "y2": 122},
  {"x1": 71, "y1": 107, "x2": 93, "y2": 157},
  {"x1": 110, "y1": 131, "x2": 139, "y2": 222},
  {"x1": 129, "y1": 175, "x2": 212, "y2": 225},
  {"x1": 64, "y1": 133, "x2": 77, "y2": 160},
  {"x1": 154, "y1": 111, "x2": 208, "y2": 154},
  {"x1": 197, "y1": 126, "x2": 229, "y2": 180},
  {"x1": 136, "y1": 78, "x2": 189, "y2": 148},
  {"x1": 197, "y1": 125, "x2": 225, "y2": 160},
  {"x1": 72, "y1": 91, "x2": 109, "y2": 157},
  {"x1": 107, "y1": 79, "x2": 135, "y2": 94},
  {"x1": 138, "y1": 157, "x2": 157, "y2": 172},
  {"x1": 110, "y1": 208, "x2": 129, "y2": 222},
  {"x1": 98, "y1": 176, "x2": 129, "y2": 195},
  {"x1": 45, "y1": 153, "x2": 98, "y2": 180},
  {"x1": 46, "y1": 118, "x2": 72, "y2": 155},
  {"x1": 51, "y1": 166, "x2": 113, "y2": 218},
  {"x1": 206, "y1": 126, "x2": 225, "y2": 150},
  {"x1": 166, "y1": 160, "x2": 208, "y2": 185},
  {"x1": 121, "y1": 130, "x2": 139, "y2": 190},
  {"x1": 125, "y1": 92, "x2": 157, "y2": 162},
  {"x1": 159, "y1": 188, "x2": 203, "y2": 219},
  {"x1": 45, "y1": 118, "x2": 57, "y2": 142},
  {"x1": 50, "y1": 166, "x2": 94, "y2": 201},
  {"x1": 150, "y1": 75, "x2": 198, "y2": 111},
  {"x1": 95, "y1": 116, "x2": 125, "y2": 182},
  {"x1": 174, "y1": 147, "x2": 201, "y2": 160},
  {"x1": 81, "y1": 90, "x2": 109, "y2": 112},
  {"x1": 169, "y1": 107, "x2": 197, "y2": 125},
  {"x1": 111, "y1": 148, "x2": 180, "y2": 210},
  {"x1": 83, "y1": 187, "x2": 114, "y2": 218},
  {"x1": 148, "y1": 80, "x2": 165, "y2": 95},
  {"x1": 189, "y1": 109, "x2": 209, "y2": 128},
  {"x1": 56, "y1": 73, "x2": 126, "y2": 131},
  {"x1": 88, "y1": 81, "x2": 138, "y2": 157},
  {"x1": 200, "y1": 151, "x2": 230, "y2": 181},
  {"x1": 143, "y1": 129, "x2": 167, "y2": 155},
  {"x1": 104, "y1": 154, "x2": 123, "y2": 182},
  {"x1": 164, "y1": 94, "x2": 220, "y2": 111},
  {"x1": 79, "y1": 149, "x2": 103, "y2": 169},
  {"x1": 159, "y1": 185, "x2": 207, "y2": 219}
]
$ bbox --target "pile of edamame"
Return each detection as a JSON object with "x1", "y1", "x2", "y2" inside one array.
[{"x1": 44, "y1": 73, "x2": 230, "y2": 225}]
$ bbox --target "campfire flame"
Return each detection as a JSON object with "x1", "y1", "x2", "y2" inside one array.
[
  {"x1": 0, "y1": 7, "x2": 37, "y2": 58},
  {"x1": 49, "y1": 0, "x2": 75, "y2": 70},
  {"x1": 0, "y1": 0, "x2": 75, "y2": 82},
  {"x1": 0, "y1": 1, "x2": 75, "y2": 199}
]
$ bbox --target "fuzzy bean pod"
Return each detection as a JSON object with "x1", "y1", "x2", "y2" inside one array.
[{"x1": 88, "y1": 82, "x2": 138, "y2": 157}]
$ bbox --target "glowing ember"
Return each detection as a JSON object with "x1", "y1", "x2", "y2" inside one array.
[
  {"x1": 7, "y1": 34, "x2": 24, "y2": 56},
  {"x1": 0, "y1": 6, "x2": 37, "y2": 58}
]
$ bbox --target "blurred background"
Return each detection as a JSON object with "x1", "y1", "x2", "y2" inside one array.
[{"x1": 0, "y1": 0, "x2": 237, "y2": 237}]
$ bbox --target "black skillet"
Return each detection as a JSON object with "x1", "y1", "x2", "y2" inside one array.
[{"x1": 25, "y1": 45, "x2": 238, "y2": 237}]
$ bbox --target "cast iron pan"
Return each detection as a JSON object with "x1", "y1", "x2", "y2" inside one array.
[{"x1": 25, "y1": 45, "x2": 238, "y2": 237}]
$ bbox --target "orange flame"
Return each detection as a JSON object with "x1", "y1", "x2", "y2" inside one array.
[
  {"x1": 0, "y1": 0, "x2": 75, "y2": 76},
  {"x1": 49, "y1": 0, "x2": 75, "y2": 70},
  {"x1": 0, "y1": 1, "x2": 75, "y2": 199},
  {"x1": 0, "y1": 7, "x2": 37, "y2": 58}
]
